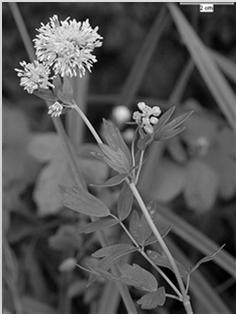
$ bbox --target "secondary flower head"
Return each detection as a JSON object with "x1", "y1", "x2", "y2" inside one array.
[
  {"x1": 15, "y1": 60, "x2": 54, "y2": 94},
  {"x1": 34, "y1": 15, "x2": 103, "y2": 78},
  {"x1": 133, "y1": 102, "x2": 161, "y2": 134},
  {"x1": 48, "y1": 101, "x2": 64, "y2": 117}
]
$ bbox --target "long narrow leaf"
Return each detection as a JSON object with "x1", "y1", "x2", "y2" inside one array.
[
  {"x1": 98, "y1": 281, "x2": 120, "y2": 314},
  {"x1": 166, "y1": 238, "x2": 231, "y2": 314},
  {"x1": 210, "y1": 48, "x2": 236, "y2": 83},
  {"x1": 168, "y1": 4, "x2": 236, "y2": 131},
  {"x1": 116, "y1": 7, "x2": 169, "y2": 108},
  {"x1": 157, "y1": 206, "x2": 236, "y2": 279}
]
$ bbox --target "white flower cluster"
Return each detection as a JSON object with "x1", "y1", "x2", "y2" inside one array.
[
  {"x1": 133, "y1": 102, "x2": 161, "y2": 134},
  {"x1": 48, "y1": 101, "x2": 64, "y2": 117},
  {"x1": 15, "y1": 15, "x2": 102, "y2": 98},
  {"x1": 34, "y1": 15, "x2": 103, "y2": 78},
  {"x1": 15, "y1": 61, "x2": 54, "y2": 94}
]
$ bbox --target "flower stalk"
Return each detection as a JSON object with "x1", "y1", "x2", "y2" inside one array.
[{"x1": 72, "y1": 101, "x2": 193, "y2": 314}]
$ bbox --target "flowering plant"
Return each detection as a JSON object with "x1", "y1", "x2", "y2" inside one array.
[{"x1": 14, "y1": 14, "x2": 227, "y2": 314}]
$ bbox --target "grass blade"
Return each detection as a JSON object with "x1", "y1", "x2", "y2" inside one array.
[
  {"x1": 98, "y1": 281, "x2": 120, "y2": 314},
  {"x1": 66, "y1": 74, "x2": 89, "y2": 147},
  {"x1": 157, "y1": 206, "x2": 236, "y2": 279},
  {"x1": 116, "y1": 6, "x2": 169, "y2": 108},
  {"x1": 210, "y1": 48, "x2": 236, "y2": 84},
  {"x1": 168, "y1": 4, "x2": 236, "y2": 131},
  {"x1": 166, "y1": 238, "x2": 232, "y2": 314}
]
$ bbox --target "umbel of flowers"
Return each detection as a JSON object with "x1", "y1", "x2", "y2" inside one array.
[{"x1": 15, "y1": 15, "x2": 103, "y2": 117}]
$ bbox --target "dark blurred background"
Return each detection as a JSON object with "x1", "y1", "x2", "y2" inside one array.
[{"x1": 2, "y1": 3, "x2": 236, "y2": 314}]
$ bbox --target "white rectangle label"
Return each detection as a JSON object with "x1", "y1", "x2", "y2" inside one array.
[{"x1": 200, "y1": 3, "x2": 214, "y2": 12}]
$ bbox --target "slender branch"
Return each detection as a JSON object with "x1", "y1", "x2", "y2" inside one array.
[
  {"x1": 135, "y1": 150, "x2": 144, "y2": 184},
  {"x1": 71, "y1": 102, "x2": 103, "y2": 144},
  {"x1": 128, "y1": 181, "x2": 193, "y2": 314},
  {"x1": 71, "y1": 102, "x2": 193, "y2": 314},
  {"x1": 9, "y1": 3, "x2": 35, "y2": 61},
  {"x1": 166, "y1": 293, "x2": 182, "y2": 301},
  {"x1": 10, "y1": 5, "x2": 136, "y2": 312},
  {"x1": 114, "y1": 217, "x2": 182, "y2": 298}
]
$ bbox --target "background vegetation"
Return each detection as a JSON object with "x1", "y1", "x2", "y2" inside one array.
[{"x1": 2, "y1": 2, "x2": 236, "y2": 314}]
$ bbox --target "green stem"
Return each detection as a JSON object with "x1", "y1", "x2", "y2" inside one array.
[
  {"x1": 166, "y1": 293, "x2": 182, "y2": 301},
  {"x1": 128, "y1": 181, "x2": 193, "y2": 314},
  {"x1": 72, "y1": 102, "x2": 103, "y2": 144},
  {"x1": 71, "y1": 102, "x2": 193, "y2": 314},
  {"x1": 116, "y1": 218, "x2": 182, "y2": 298},
  {"x1": 11, "y1": 4, "x2": 136, "y2": 312},
  {"x1": 135, "y1": 150, "x2": 144, "y2": 184}
]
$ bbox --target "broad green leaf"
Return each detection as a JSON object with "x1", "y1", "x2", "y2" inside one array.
[
  {"x1": 49, "y1": 224, "x2": 82, "y2": 251},
  {"x1": 129, "y1": 210, "x2": 152, "y2": 245},
  {"x1": 189, "y1": 245, "x2": 225, "y2": 275},
  {"x1": 117, "y1": 183, "x2": 134, "y2": 221},
  {"x1": 183, "y1": 109, "x2": 218, "y2": 146},
  {"x1": 34, "y1": 161, "x2": 66, "y2": 216},
  {"x1": 28, "y1": 133, "x2": 64, "y2": 162},
  {"x1": 92, "y1": 243, "x2": 135, "y2": 258},
  {"x1": 137, "y1": 287, "x2": 166, "y2": 309},
  {"x1": 168, "y1": 4, "x2": 236, "y2": 132},
  {"x1": 167, "y1": 137, "x2": 188, "y2": 163},
  {"x1": 63, "y1": 186, "x2": 110, "y2": 217},
  {"x1": 78, "y1": 217, "x2": 118, "y2": 234},
  {"x1": 99, "y1": 143, "x2": 131, "y2": 174},
  {"x1": 90, "y1": 173, "x2": 128, "y2": 188},
  {"x1": 184, "y1": 160, "x2": 219, "y2": 211},
  {"x1": 147, "y1": 250, "x2": 189, "y2": 278},
  {"x1": 148, "y1": 159, "x2": 186, "y2": 202},
  {"x1": 88, "y1": 267, "x2": 119, "y2": 283},
  {"x1": 120, "y1": 264, "x2": 158, "y2": 292},
  {"x1": 98, "y1": 246, "x2": 137, "y2": 271},
  {"x1": 202, "y1": 127, "x2": 236, "y2": 200},
  {"x1": 102, "y1": 119, "x2": 132, "y2": 165}
]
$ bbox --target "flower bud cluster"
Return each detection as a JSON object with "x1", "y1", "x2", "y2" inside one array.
[
  {"x1": 133, "y1": 102, "x2": 161, "y2": 134},
  {"x1": 48, "y1": 101, "x2": 64, "y2": 118}
]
